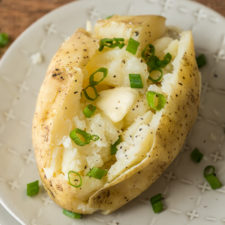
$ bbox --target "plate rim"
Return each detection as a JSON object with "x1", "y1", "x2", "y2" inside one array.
[{"x1": 0, "y1": 0, "x2": 225, "y2": 224}]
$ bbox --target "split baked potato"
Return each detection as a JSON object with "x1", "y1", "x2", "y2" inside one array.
[{"x1": 32, "y1": 15, "x2": 201, "y2": 214}]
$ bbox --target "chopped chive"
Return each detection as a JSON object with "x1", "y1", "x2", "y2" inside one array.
[
  {"x1": 83, "y1": 85, "x2": 99, "y2": 101},
  {"x1": 129, "y1": 74, "x2": 143, "y2": 88},
  {"x1": 141, "y1": 44, "x2": 171, "y2": 83},
  {"x1": 146, "y1": 91, "x2": 166, "y2": 111},
  {"x1": 150, "y1": 193, "x2": 164, "y2": 213},
  {"x1": 159, "y1": 53, "x2": 172, "y2": 68},
  {"x1": 27, "y1": 180, "x2": 39, "y2": 197},
  {"x1": 126, "y1": 38, "x2": 140, "y2": 55},
  {"x1": 204, "y1": 165, "x2": 222, "y2": 189},
  {"x1": 114, "y1": 38, "x2": 125, "y2": 49},
  {"x1": 111, "y1": 135, "x2": 122, "y2": 155},
  {"x1": 70, "y1": 128, "x2": 99, "y2": 146},
  {"x1": 62, "y1": 209, "x2": 82, "y2": 219},
  {"x1": 99, "y1": 38, "x2": 125, "y2": 51},
  {"x1": 83, "y1": 104, "x2": 96, "y2": 118},
  {"x1": 87, "y1": 167, "x2": 107, "y2": 179},
  {"x1": 0, "y1": 33, "x2": 9, "y2": 47},
  {"x1": 89, "y1": 67, "x2": 108, "y2": 86},
  {"x1": 190, "y1": 148, "x2": 203, "y2": 163},
  {"x1": 142, "y1": 44, "x2": 155, "y2": 60},
  {"x1": 68, "y1": 171, "x2": 82, "y2": 188},
  {"x1": 196, "y1": 54, "x2": 207, "y2": 68},
  {"x1": 148, "y1": 68, "x2": 163, "y2": 83},
  {"x1": 105, "y1": 15, "x2": 114, "y2": 19}
]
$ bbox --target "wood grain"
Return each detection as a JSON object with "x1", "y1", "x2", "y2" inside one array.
[{"x1": 0, "y1": 0, "x2": 225, "y2": 58}]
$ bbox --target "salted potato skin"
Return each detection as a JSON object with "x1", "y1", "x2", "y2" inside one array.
[{"x1": 32, "y1": 15, "x2": 200, "y2": 215}]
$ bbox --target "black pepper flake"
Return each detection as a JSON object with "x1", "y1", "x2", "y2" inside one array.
[
  {"x1": 83, "y1": 49, "x2": 87, "y2": 51},
  {"x1": 74, "y1": 91, "x2": 78, "y2": 94},
  {"x1": 52, "y1": 73, "x2": 57, "y2": 77},
  {"x1": 178, "y1": 82, "x2": 183, "y2": 86},
  {"x1": 122, "y1": 59, "x2": 126, "y2": 64},
  {"x1": 113, "y1": 75, "x2": 117, "y2": 78},
  {"x1": 75, "y1": 80, "x2": 77, "y2": 82},
  {"x1": 214, "y1": 74, "x2": 218, "y2": 78},
  {"x1": 139, "y1": 128, "x2": 142, "y2": 131},
  {"x1": 134, "y1": 31, "x2": 139, "y2": 36}
]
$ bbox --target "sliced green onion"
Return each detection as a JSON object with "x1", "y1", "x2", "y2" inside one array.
[
  {"x1": 148, "y1": 68, "x2": 163, "y2": 83},
  {"x1": 99, "y1": 38, "x2": 125, "y2": 51},
  {"x1": 83, "y1": 104, "x2": 96, "y2": 118},
  {"x1": 190, "y1": 148, "x2": 203, "y2": 163},
  {"x1": 83, "y1": 85, "x2": 99, "y2": 101},
  {"x1": 27, "y1": 180, "x2": 39, "y2": 197},
  {"x1": 150, "y1": 193, "x2": 164, "y2": 213},
  {"x1": 106, "y1": 15, "x2": 114, "y2": 19},
  {"x1": 87, "y1": 167, "x2": 107, "y2": 179},
  {"x1": 142, "y1": 44, "x2": 172, "y2": 83},
  {"x1": 0, "y1": 33, "x2": 9, "y2": 47},
  {"x1": 89, "y1": 67, "x2": 108, "y2": 86},
  {"x1": 114, "y1": 38, "x2": 125, "y2": 49},
  {"x1": 146, "y1": 55, "x2": 161, "y2": 71},
  {"x1": 70, "y1": 128, "x2": 99, "y2": 146},
  {"x1": 129, "y1": 74, "x2": 143, "y2": 88},
  {"x1": 141, "y1": 44, "x2": 155, "y2": 60},
  {"x1": 146, "y1": 91, "x2": 166, "y2": 111},
  {"x1": 159, "y1": 53, "x2": 172, "y2": 68},
  {"x1": 62, "y1": 209, "x2": 82, "y2": 219},
  {"x1": 111, "y1": 135, "x2": 122, "y2": 155},
  {"x1": 126, "y1": 38, "x2": 140, "y2": 55},
  {"x1": 196, "y1": 54, "x2": 207, "y2": 68},
  {"x1": 68, "y1": 171, "x2": 82, "y2": 188},
  {"x1": 204, "y1": 165, "x2": 222, "y2": 189}
]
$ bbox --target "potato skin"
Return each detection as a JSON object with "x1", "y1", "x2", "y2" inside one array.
[
  {"x1": 32, "y1": 29, "x2": 99, "y2": 214},
  {"x1": 32, "y1": 16, "x2": 200, "y2": 215}
]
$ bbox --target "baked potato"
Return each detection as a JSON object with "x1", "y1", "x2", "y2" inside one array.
[{"x1": 32, "y1": 15, "x2": 200, "y2": 214}]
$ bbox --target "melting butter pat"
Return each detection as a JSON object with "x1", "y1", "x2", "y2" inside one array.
[{"x1": 96, "y1": 87, "x2": 138, "y2": 123}]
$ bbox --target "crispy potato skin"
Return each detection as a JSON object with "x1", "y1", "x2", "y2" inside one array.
[{"x1": 32, "y1": 16, "x2": 200, "y2": 214}]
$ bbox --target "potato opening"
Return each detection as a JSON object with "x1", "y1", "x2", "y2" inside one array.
[{"x1": 44, "y1": 23, "x2": 181, "y2": 201}]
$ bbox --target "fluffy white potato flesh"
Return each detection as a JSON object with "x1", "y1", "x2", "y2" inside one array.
[
  {"x1": 32, "y1": 15, "x2": 200, "y2": 215},
  {"x1": 96, "y1": 87, "x2": 138, "y2": 123}
]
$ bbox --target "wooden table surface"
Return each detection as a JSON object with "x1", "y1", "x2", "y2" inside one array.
[{"x1": 0, "y1": 0, "x2": 225, "y2": 58}]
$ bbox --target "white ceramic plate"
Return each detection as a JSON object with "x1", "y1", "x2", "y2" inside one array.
[{"x1": 0, "y1": 0, "x2": 225, "y2": 224}]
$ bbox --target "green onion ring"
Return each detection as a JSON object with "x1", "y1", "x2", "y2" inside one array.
[
  {"x1": 204, "y1": 165, "x2": 222, "y2": 189},
  {"x1": 68, "y1": 171, "x2": 82, "y2": 188},
  {"x1": 89, "y1": 67, "x2": 108, "y2": 86},
  {"x1": 148, "y1": 68, "x2": 163, "y2": 83},
  {"x1": 141, "y1": 44, "x2": 155, "y2": 60},
  {"x1": 146, "y1": 91, "x2": 166, "y2": 111},
  {"x1": 70, "y1": 128, "x2": 99, "y2": 146},
  {"x1": 83, "y1": 85, "x2": 99, "y2": 101}
]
